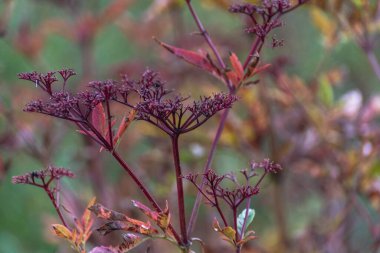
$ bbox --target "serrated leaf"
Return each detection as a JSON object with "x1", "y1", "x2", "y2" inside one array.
[
  {"x1": 89, "y1": 203, "x2": 127, "y2": 221},
  {"x1": 52, "y1": 224, "x2": 72, "y2": 240},
  {"x1": 237, "y1": 208, "x2": 255, "y2": 234},
  {"x1": 119, "y1": 233, "x2": 145, "y2": 252},
  {"x1": 97, "y1": 219, "x2": 157, "y2": 236},
  {"x1": 132, "y1": 200, "x2": 171, "y2": 233}
]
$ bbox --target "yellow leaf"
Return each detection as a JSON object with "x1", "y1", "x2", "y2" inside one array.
[{"x1": 52, "y1": 224, "x2": 72, "y2": 240}]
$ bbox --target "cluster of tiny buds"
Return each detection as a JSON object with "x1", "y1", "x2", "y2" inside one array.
[
  {"x1": 12, "y1": 166, "x2": 75, "y2": 185},
  {"x1": 186, "y1": 159, "x2": 282, "y2": 205},
  {"x1": 251, "y1": 158, "x2": 282, "y2": 173},
  {"x1": 229, "y1": 0, "x2": 298, "y2": 39},
  {"x1": 229, "y1": 0, "x2": 291, "y2": 16},
  {"x1": 18, "y1": 69, "x2": 76, "y2": 94},
  {"x1": 21, "y1": 68, "x2": 238, "y2": 137}
]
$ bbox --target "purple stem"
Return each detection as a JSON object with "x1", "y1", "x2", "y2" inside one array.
[
  {"x1": 42, "y1": 182, "x2": 68, "y2": 227},
  {"x1": 187, "y1": 108, "x2": 230, "y2": 235},
  {"x1": 171, "y1": 135, "x2": 189, "y2": 246},
  {"x1": 111, "y1": 149, "x2": 182, "y2": 245},
  {"x1": 239, "y1": 171, "x2": 268, "y2": 239},
  {"x1": 185, "y1": 0, "x2": 233, "y2": 91}
]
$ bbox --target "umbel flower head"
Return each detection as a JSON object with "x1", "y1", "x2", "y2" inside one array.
[
  {"x1": 185, "y1": 159, "x2": 282, "y2": 209},
  {"x1": 229, "y1": 0, "x2": 297, "y2": 39},
  {"x1": 115, "y1": 70, "x2": 238, "y2": 136},
  {"x1": 20, "y1": 69, "x2": 238, "y2": 142},
  {"x1": 12, "y1": 166, "x2": 75, "y2": 185}
]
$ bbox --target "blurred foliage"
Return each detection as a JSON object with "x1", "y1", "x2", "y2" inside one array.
[{"x1": 1, "y1": 0, "x2": 380, "y2": 252}]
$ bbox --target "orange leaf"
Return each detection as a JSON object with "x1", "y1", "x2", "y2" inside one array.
[
  {"x1": 89, "y1": 203, "x2": 127, "y2": 221},
  {"x1": 229, "y1": 52, "x2": 244, "y2": 81},
  {"x1": 113, "y1": 110, "x2": 136, "y2": 146},
  {"x1": 92, "y1": 103, "x2": 107, "y2": 136},
  {"x1": 244, "y1": 63, "x2": 271, "y2": 80},
  {"x1": 52, "y1": 224, "x2": 72, "y2": 240},
  {"x1": 132, "y1": 200, "x2": 171, "y2": 231}
]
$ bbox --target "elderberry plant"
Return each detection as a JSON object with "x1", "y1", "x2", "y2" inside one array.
[{"x1": 13, "y1": 1, "x2": 308, "y2": 253}]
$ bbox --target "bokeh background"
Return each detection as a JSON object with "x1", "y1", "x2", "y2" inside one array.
[{"x1": 1, "y1": 0, "x2": 380, "y2": 252}]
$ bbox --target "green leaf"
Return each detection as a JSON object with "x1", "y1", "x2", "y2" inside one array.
[
  {"x1": 318, "y1": 75, "x2": 334, "y2": 106},
  {"x1": 237, "y1": 208, "x2": 255, "y2": 234}
]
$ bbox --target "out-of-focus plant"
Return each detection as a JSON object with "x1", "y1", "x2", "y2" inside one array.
[
  {"x1": 310, "y1": 0, "x2": 380, "y2": 81},
  {"x1": 12, "y1": 1, "x2": 310, "y2": 253}
]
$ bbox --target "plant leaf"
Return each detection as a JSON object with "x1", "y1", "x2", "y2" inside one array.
[
  {"x1": 213, "y1": 218, "x2": 236, "y2": 245},
  {"x1": 52, "y1": 224, "x2": 72, "y2": 240},
  {"x1": 92, "y1": 103, "x2": 107, "y2": 135},
  {"x1": 97, "y1": 220, "x2": 157, "y2": 236},
  {"x1": 113, "y1": 110, "x2": 136, "y2": 147},
  {"x1": 155, "y1": 38, "x2": 222, "y2": 79},
  {"x1": 119, "y1": 233, "x2": 146, "y2": 252},
  {"x1": 237, "y1": 208, "x2": 255, "y2": 234},
  {"x1": 227, "y1": 52, "x2": 244, "y2": 87},
  {"x1": 132, "y1": 200, "x2": 171, "y2": 232},
  {"x1": 244, "y1": 63, "x2": 271, "y2": 80},
  {"x1": 89, "y1": 203, "x2": 127, "y2": 221}
]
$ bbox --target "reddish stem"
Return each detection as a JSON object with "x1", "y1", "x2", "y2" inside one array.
[
  {"x1": 111, "y1": 150, "x2": 182, "y2": 244},
  {"x1": 43, "y1": 183, "x2": 68, "y2": 227},
  {"x1": 187, "y1": 108, "x2": 230, "y2": 235},
  {"x1": 171, "y1": 135, "x2": 189, "y2": 246},
  {"x1": 185, "y1": 0, "x2": 233, "y2": 91}
]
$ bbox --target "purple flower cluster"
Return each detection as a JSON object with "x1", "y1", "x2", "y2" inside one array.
[
  {"x1": 20, "y1": 69, "x2": 237, "y2": 137},
  {"x1": 19, "y1": 69, "x2": 75, "y2": 94},
  {"x1": 229, "y1": 0, "x2": 295, "y2": 40},
  {"x1": 12, "y1": 166, "x2": 75, "y2": 185}
]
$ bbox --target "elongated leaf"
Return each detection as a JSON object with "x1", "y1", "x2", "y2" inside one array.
[
  {"x1": 97, "y1": 220, "x2": 158, "y2": 236},
  {"x1": 119, "y1": 233, "x2": 145, "y2": 252},
  {"x1": 155, "y1": 38, "x2": 222, "y2": 79},
  {"x1": 92, "y1": 103, "x2": 107, "y2": 135},
  {"x1": 89, "y1": 203, "x2": 127, "y2": 221},
  {"x1": 244, "y1": 63, "x2": 271, "y2": 80},
  {"x1": 230, "y1": 53, "x2": 244, "y2": 81},
  {"x1": 237, "y1": 208, "x2": 255, "y2": 234},
  {"x1": 132, "y1": 200, "x2": 171, "y2": 231},
  {"x1": 52, "y1": 224, "x2": 72, "y2": 240},
  {"x1": 113, "y1": 110, "x2": 136, "y2": 146}
]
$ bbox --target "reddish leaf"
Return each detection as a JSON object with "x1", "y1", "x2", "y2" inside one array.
[
  {"x1": 90, "y1": 203, "x2": 158, "y2": 236},
  {"x1": 213, "y1": 218, "x2": 236, "y2": 246},
  {"x1": 97, "y1": 219, "x2": 157, "y2": 236},
  {"x1": 89, "y1": 203, "x2": 127, "y2": 221},
  {"x1": 113, "y1": 110, "x2": 136, "y2": 146},
  {"x1": 155, "y1": 38, "x2": 222, "y2": 79},
  {"x1": 229, "y1": 52, "x2": 244, "y2": 81},
  {"x1": 119, "y1": 233, "x2": 145, "y2": 252},
  {"x1": 92, "y1": 103, "x2": 107, "y2": 135},
  {"x1": 244, "y1": 63, "x2": 271, "y2": 80},
  {"x1": 132, "y1": 200, "x2": 171, "y2": 231}
]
